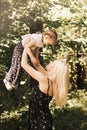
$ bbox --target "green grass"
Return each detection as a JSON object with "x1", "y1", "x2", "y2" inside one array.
[{"x1": 0, "y1": 89, "x2": 87, "y2": 130}]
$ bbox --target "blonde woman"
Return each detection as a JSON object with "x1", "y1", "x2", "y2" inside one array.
[{"x1": 21, "y1": 49, "x2": 69, "y2": 130}]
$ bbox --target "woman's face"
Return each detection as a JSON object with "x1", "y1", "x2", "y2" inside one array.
[
  {"x1": 46, "y1": 61, "x2": 54, "y2": 72},
  {"x1": 46, "y1": 61, "x2": 56, "y2": 80}
]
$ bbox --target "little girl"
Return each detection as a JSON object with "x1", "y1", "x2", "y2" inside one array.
[{"x1": 3, "y1": 29, "x2": 58, "y2": 91}]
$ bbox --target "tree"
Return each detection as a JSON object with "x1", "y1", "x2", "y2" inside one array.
[
  {"x1": 43, "y1": 0, "x2": 87, "y2": 89},
  {"x1": 0, "y1": 0, "x2": 87, "y2": 129}
]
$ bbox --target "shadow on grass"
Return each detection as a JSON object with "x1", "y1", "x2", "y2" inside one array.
[
  {"x1": 0, "y1": 107, "x2": 87, "y2": 130},
  {"x1": 0, "y1": 110, "x2": 29, "y2": 130},
  {"x1": 53, "y1": 107, "x2": 87, "y2": 130}
]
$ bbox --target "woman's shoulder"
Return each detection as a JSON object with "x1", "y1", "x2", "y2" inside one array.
[{"x1": 39, "y1": 77, "x2": 50, "y2": 95}]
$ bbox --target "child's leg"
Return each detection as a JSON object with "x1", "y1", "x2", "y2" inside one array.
[{"x1": 4, "y1": 43, "x2": 24, "y2": 91}]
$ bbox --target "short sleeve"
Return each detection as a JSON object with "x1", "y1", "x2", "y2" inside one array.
[
  {"x1": 21, "y1": 34, "x2": 31, "y2": 45},
  {"x1": 31, "y1": 34, "x2": 43, "y2": 47}
]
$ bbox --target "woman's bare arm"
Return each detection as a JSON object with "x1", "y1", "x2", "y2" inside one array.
[
  {"x1": 21, "y1": 49, "x2": 45, "y2": 82},
  {"x1": 33, "y1": 63, "x2": 47, "y2": 76}
]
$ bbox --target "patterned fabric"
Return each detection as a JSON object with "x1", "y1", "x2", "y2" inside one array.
[
  {"x1": 5, "y1": 43, "x2": 24, "y2": 86},
  {"x1": 28, "y1": 85, "x2": 53, "y2": 130}
]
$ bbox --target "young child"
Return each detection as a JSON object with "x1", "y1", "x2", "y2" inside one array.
[{"x1": 3, "y1": 29, "x2": 58, "y2": 91}]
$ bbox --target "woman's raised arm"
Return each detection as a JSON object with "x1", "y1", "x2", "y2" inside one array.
[{"x1": 21, "y1": 49, "x2": 45, "y2": 82}]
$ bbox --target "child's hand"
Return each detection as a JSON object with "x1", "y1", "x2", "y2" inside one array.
[{"x1": 31, "y1": 57, "x2": 39, "y2": 66}]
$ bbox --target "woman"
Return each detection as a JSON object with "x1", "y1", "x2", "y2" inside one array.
[{"x1": 21, "y1": 48, "x2": 69, "y2": 130}]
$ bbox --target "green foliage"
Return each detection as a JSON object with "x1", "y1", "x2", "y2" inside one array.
[
  {"x1": 0, "y1": 90, "x2": 87, "y2": 130},
  {"x1": 0, "y1": 0, "x2": 87, "y2": 130},
  {"x1": 50, "y1": 89, "x2": 87, "y2": 130}
]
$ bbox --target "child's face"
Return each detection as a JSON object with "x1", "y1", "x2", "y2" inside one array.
[{"x1": 43, "y1": 35, "x2": 56, "y2": 46}]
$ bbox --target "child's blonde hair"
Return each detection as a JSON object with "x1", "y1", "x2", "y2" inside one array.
[{"x1": 49, "y1": 60, "x2": 69, "y2": 107}]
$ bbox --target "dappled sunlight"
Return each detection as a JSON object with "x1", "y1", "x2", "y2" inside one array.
[
  {"x1": 0, "y1": 0, "x2": 87, "y2": 130},
  {"x1": 50, "y1": 89, "x2": 87, "y2": 130}
]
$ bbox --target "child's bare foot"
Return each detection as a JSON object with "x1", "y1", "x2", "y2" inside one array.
[{"x1": 3, "y1": 79, "x2": 12, "y2": 91}]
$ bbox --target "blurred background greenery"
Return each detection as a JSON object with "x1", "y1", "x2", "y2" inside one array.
[{"x1": 0, "y1": 0, "x2": 87, "y2": 130}]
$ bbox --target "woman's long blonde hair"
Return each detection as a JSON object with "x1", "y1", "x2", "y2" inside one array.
[{"x1": 49, "y1": 60, "x2": 69, "y2": 107}]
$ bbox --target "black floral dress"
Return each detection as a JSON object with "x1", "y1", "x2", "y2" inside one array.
[{"x1": 28, "y1": 85, "x2": 53, "y2": 130}]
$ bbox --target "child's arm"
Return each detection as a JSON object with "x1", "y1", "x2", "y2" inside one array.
[
  {"x1": 34, "y1": 47, "x2": 40, "y2": 60},
  {"x1": 25, "y1": 40, "x2": 39, "y2": 65},
  {"x1": 24, "y1": 40, "x2": 47, "y2": 75},
  {"x1": 30, "y1": 47, "x2": 47, "y2": 75},
  {"x1": 21, "y1": 49, "x2": 45, "y2": 82}
]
